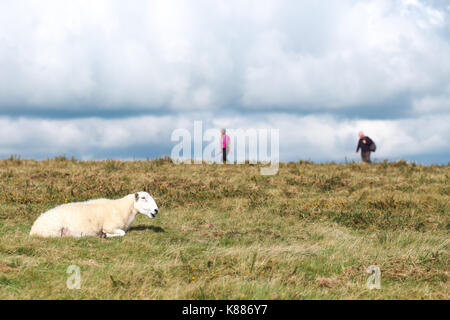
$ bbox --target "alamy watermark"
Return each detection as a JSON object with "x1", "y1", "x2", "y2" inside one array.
[
  {"x1": 170, "y1": 121, "x2": 279, "y2": 175},
  {"x1": 366, "y1": 265, "x2": 381, "y2": 290},
  {"x1": 66, "y1": 264, "x2": 81, "y2": 289}
]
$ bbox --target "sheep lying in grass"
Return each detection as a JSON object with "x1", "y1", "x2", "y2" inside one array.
[{"x1": 29, "y1": 192, "x2": 159, "y2": 238}]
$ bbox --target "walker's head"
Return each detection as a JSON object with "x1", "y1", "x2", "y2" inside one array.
[
  {"x1": 134, "y1": 192, "x2": 159, "y2": 219},
  {"x1": 359, "y1": 131, "x2": 365, "y2": 139}
]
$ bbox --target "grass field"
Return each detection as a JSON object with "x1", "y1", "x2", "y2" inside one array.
[{"x1": 0, "y1": 156, "x2": 448, "y2": 299}]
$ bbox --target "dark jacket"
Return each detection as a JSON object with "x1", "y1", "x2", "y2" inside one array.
[{"x1": 356, "y1": 136, "x2": 374, "y2": 153}]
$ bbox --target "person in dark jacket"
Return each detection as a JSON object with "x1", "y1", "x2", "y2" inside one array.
[{"x1": 356, "y1": 131, "x2": 374, "y2": 163}]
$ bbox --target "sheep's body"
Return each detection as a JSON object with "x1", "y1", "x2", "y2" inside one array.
[{"x1": 30, "y1": 194, "x2": 139, "y2": 238}]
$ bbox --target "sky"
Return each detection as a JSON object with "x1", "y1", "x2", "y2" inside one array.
[{"x1": 0, "y1": 0, "x2": 449, "y2": 164}]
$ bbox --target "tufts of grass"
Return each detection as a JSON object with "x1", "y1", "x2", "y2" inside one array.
[{"x1": 0, "y1": 159, "x2": 448, "y2": 299}]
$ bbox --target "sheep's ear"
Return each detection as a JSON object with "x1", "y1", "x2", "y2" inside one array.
[{"x1": 135, "y1": 193, "x2": 139, "y2": 201}]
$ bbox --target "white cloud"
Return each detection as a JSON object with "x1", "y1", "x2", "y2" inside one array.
[
  {"x1": 212, "y1": 113, "x2": 450, "y2": 161},
  {"x1": 1, "y1": 113, "x2": 448, "y2": 163}
]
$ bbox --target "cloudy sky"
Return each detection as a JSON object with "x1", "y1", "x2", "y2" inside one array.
[{"x1": 0, "y1": 0, "x2": 449, "y2": 163}]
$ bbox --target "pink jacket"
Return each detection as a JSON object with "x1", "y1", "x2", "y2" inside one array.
[{"x1": 220, "y1": 135, "x2": 230, "y2": 149}]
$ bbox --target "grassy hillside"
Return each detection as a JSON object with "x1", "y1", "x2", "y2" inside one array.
[{"x1": 0, "y1": 157, "x2": 448, "y2": 299}]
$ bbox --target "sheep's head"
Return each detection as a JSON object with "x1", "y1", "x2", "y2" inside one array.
[{"x1": 134, "y1": 192, "x2": 159, "y2": 218}]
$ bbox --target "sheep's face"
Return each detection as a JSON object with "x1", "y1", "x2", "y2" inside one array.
[{"x1": 134, "y1": 192, "x2": 159, "y2": 218}]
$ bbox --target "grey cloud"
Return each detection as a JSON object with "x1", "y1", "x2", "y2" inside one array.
[
  {"x1": 0, "y1": 0, "x2": 449, "y2": 119},
  {"x1": 0, "y1": 1, "x2": 449, "y2": 163}
]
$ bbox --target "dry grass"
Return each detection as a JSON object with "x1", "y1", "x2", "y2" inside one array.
[{"x1": 0, "y1": 156, "x2": 448, "y2": 299}]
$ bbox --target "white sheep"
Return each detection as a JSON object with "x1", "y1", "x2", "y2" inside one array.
[{"x1": 29, "y1": 192, "x2": 159, "y2": 238}]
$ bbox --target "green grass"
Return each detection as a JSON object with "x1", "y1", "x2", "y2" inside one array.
[{"x1": 0, "y1": 157, "x2": 448, "y2": 299}]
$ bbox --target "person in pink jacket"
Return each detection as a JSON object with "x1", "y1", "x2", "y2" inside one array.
[{"x1": 219, "y1": 128, "x2": 231, "y2": 163}]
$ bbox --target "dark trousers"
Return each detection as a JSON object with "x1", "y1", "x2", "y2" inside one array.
[
  {"x1": 222, "y1": 148, "x2": 227, "y2": 163},
  {"x1": 361, "y1": 151, "x2": 371, "y2": 163}
]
